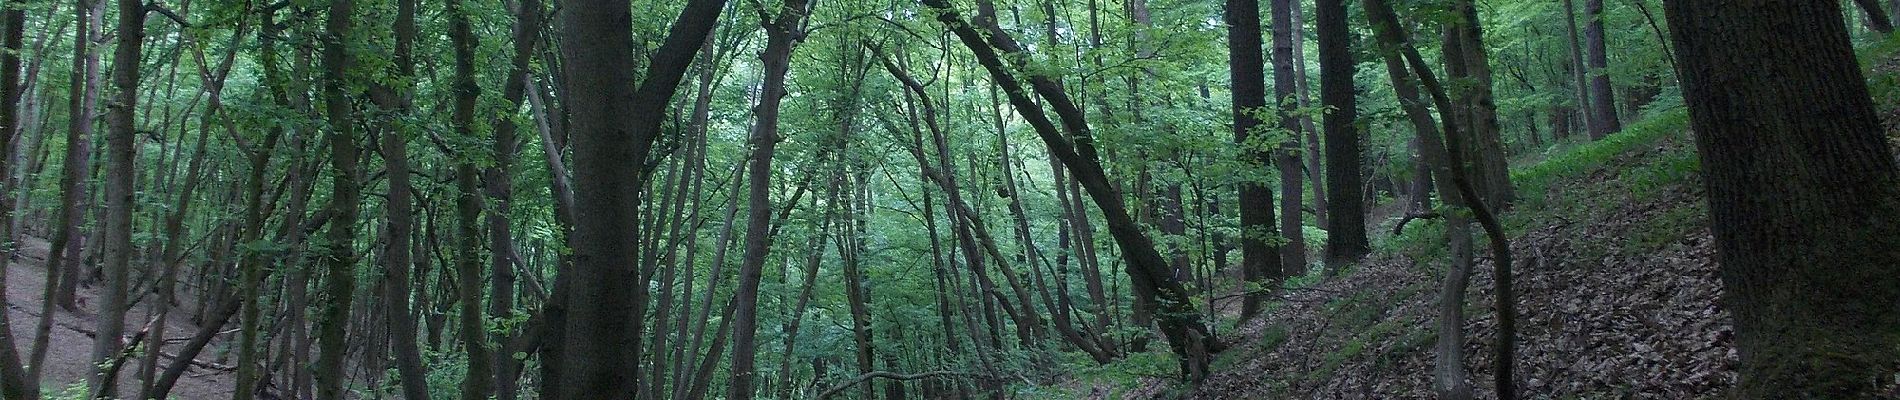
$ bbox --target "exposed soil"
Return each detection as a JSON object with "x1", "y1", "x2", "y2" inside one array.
[{"x1": 4, "y1": 234, "x2": 235, "y2": 399}]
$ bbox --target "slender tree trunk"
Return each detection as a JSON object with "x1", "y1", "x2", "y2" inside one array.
[
  {"x1": 375, "y1": 0, "x2": 429, "y2": 396},
  {"x1": 924, "y1": 0, "x2": 1220, "y2": 379},
  {"x1": 1853, "y1": 0, "x2": 1894, "y2": 33},
  {"x1": 1561, "y1": 0, "x2": 1594, "y2": 140},
  {"x1": 314, "y1": 0, "x2": 364, "y2": 396},
  {"x1": 1664, "y1": 1, "x2": 1900, "y2": 395},
  {"x1": 1270, "y1": 0, "x2": 1307, "y2": 277},
  {"x1": 727, "y1": 0, "x2": 811, "y2": 396},
  {"x1": 34, "y1": 0, "x2": 99, "y2": 382},
  {"x1": 484, "y1": 3, "x2": 543, "y2": 398},
  {"x1": 1361, "y1": 2, "x2": 1482, "y2": 395},
  {"x1": 445, "y1": 0, "x2": 492, "y2": 397}
]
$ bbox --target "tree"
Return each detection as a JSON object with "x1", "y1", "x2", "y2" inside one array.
[
  {"x1": 923, "y1": 0, "x2": 1221, "y2": 380},
  {"x1": 1270, "y1": 0, "x2": 1307, "y2": 277},
  {"x1": 88, "y1": 0, "x2": 146, "y2": 396},
  {"x1": 1318, "y1": 0, "x2": 1368, "y2": 267},
  {"x1": 0, "y1": 0, "x2": 34, "y2": 395},
  {"x1": 1584, "y1": 0, "x2": 1619, "y2": 139},
  {"x1": 1663, "y1": 0, "x2": 1900, "y2": 396},
  {"x1": 727, "y1": 0, "x2": 813, "y2": 397},
  {"x1": 550, "y1": 0, "x2": 725, "y2": 396},
  {"x1": 315, "y1": 0, "x2": 365, "y2": 396},
  {"x1": 1226, "y1": 0, "x2": 1285, "y2": 321}
]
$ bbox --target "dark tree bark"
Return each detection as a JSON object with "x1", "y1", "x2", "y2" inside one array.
[
  {"x1": 88, "y1": 0, "x2": 146, "y2": 395},
  {"x1": 315, "y1": 0, "x2": 363, "y2": 396},
  {"x1": 445, "y1": 0, "x2": 493, "y2": 398},
  {"x1": 1853, "y1": 0, "x2": 1894, "y2": 33},
  {"x1": 1584, "y1": 0, "x2": 1620, "y2": 139},
  {"x1": 1663, "y1": 1, "x2": 1900, "y2": 396},
  {"x1": 375, "y1": 0, "x2": 429, "y2": 396},
  {"x1": 483, "y1": 3, "x2": 543, "y2": 398},
  {"x1": 727, "y1": 0, "x2": 812, "y2": 397},
  {"x1": 1317, "y1": 0, "x2": 1368, "y2": 267},
  {"x1": 1226, "y1": 0, "x2": 1286, "y2": 321},
  {"x1": 34, "y1": 0, "x2": 99, "y2": 383},
  {"x1": 551, "y1": 0, "x2": 725, "y2": 396},
  {"x1": 0, "y1": 0, "x2": 33, "y2": 396},
  {"x1": 1270, "y1": 0, "x2": 1307, "y2": 278}
]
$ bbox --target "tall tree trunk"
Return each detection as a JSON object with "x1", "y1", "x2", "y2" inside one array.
[
  {"x1": 376, "y1": 0, "x2": 429, "y2": 396},
  {"x1": 727, "y1": 0, "x2": 811, "y2": 396},
  {"x1": 0, "y1": 0, "x2": 31, "y2": 395},
  {"x1": 1561, "y1": 0, "x2": 1594, "y2": 140},
  {"x1": 446, "y1": 0, "x2": 492, "y2": 397},
  {"x1": 1318, "y1": 0, "x2": 1368, "y2": 268},
  {"x1": 1227, "y1": 0, "x2": 1286, "y2": 322},
  {"x1": 34, "y1": 0, "x2": 99, "y2": 382},
  {"x1": 1447, "y1": 0, "x2": 1515, "y2": 208},
  {"x1": 1663, "y1": 1, "x2": 1900, "y2": 395},
  {"x1": 1584, "y1": 0, "x2": 1620, "y2": 139},
  {"x1": 88, "y1": 0, "x2": 145, "y2": 395},
  {"x1": 1270, "y1": 0, "x2": 1307, "y2": 277},
  {"x1": 551, "y1": 0, "x2": 724, "y2": 395},
  {"x1": 315, "y1": 0, "x2": 363, "y2": 395},
  {"x1": 484, "y1": 3, "x2": 542, "y2": 398},
  {"x1": 1361, "y1": 1, "x2": 1482, "y2": 395}
]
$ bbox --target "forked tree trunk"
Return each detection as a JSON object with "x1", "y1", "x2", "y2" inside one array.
[
  {"x1": 550, "y1": 0, "x2": 724, "y2": 395},
  {"x1": 726, "y1": 0, "x2": 811, "y2": 396}
]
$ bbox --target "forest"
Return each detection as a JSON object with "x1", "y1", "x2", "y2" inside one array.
[{"x1": 0, "y1": 0, "x2": 1892, "y2": 397}]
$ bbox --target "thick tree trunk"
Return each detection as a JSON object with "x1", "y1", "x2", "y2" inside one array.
[
  {"x1": 1584, "y1": 0, "x2": 1620, "y2": 139},
  {"x1": 551, "y1": 0, "x2": 724, "y2": 395},
  {"x1": 1318, "y1": 0, "x2": 1369, "y2": 267},
  {"x1": 1450, "y1": 1, "x2": 1515, "y2": 208},
  {"x1": 88, "y1": 0, "x2": 145, "y2": 396},
  {"x1": 1227, "y1": 0, "x2": 1286, "y2": 322},
  {"x1": 1663, "y1": 1, "x2": 1900, "y2": 395},
  {"x1": 0, "y1": 0, "x2": 31, "y2": 396}
]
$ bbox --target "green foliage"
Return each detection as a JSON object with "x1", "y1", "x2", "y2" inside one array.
[{"x1": 1512, "y1": 108, "x2": 1690, "y2": 209}]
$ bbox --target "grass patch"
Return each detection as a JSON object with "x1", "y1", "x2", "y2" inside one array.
[
  {"x1": 1625, "y1": 203, "x2": 1707, "y2": 255},
  {"x1": 1513, "y1": 109, "x2": 1690, "y2": 208}
]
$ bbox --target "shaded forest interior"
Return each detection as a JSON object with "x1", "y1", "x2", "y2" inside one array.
[{"x1": 0, "y1": 0, "x2": 1892, "y2": 398}]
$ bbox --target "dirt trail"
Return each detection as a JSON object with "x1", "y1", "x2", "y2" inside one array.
[{"x1": 5, "y1": 234, "x2": 234, "y2": 399}]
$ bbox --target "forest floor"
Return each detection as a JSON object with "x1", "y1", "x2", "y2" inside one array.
[
  {"x1": 1059, "y1": 40, "x2": 1900, "y2": 400},
  {"x1": 1095, "y1": 111, "x2": 1737, "y2": 399},
  {"x1": 3, "y1": 235, "x2": 235, "y2": 399}
]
